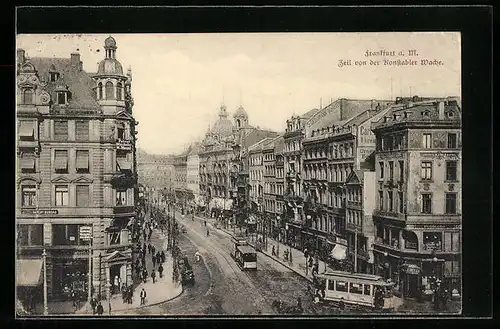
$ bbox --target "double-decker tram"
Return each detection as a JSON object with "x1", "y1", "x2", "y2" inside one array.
[{"x1": 316, "y1": 271, "x2": 396, "y2": 311}]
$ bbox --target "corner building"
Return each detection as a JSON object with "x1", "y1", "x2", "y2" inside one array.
[
  {"x1": 371, "y1": 96, "x2": 461, "y2": 298},
  {"x1": 16, "y1": 36, "x2": 138, "y2": 301}
]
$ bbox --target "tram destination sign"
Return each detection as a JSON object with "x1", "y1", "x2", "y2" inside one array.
[{"x1": 21, "y1": 209, "x2": 58, "y2": 215}]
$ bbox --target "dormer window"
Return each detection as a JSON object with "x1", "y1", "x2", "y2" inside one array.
[
  {"x1": 57, "y1": 92, "x2": 67, "y2": 105},
  {"x1": 21, "y1": 88, "x2": 34, "y2": 104},
  {"x1": 446, "y1": 111, "x2": 454, "y2": 118},
  {"x1": 422, "y1": 110, "x2": 430, "y2": 118},
  {"x1": 50, "y1": 72, "x2": 60, "y2": 82}
]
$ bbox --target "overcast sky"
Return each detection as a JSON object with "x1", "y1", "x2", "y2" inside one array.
[{"x1": 17, "y1": 32, "x2": 461, "y2": 155}]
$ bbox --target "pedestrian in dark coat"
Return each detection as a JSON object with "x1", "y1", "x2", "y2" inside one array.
[
  {"x1": 151, "y1": 245, "x2": 156, "y2": 255},
  {"x1": 140, "y1": 289, "x2": 147, "y2": 305},
  {"x1": 143, "y1": 243, "x2": 146, "y2": 252},
  {"x1": 161, "y1": 251, "x2": 166, "y2": 263},
  {"x1": 151, "y1": 269, "x2": 156, "y2": 283},
  {"x1": 152, "y1": 254, "x2": 156, "y2": 268},
  {"x1": 96, "y1": 302, "x2": 104, "y2": 315},
  {"x1": 143, "y1": 269, "x2": 148, "y2": 283},
  {"x1": 148, "y1": 243, "x2": 152, "y2": 254},
  {"x1": 158, "y1": 263, "x2": 164, "y2": 278},
  {"x1": 156, "y1": 251, "x2": 161, "y2": 265},
  {"x1": 90, "y1": 296, "x2": 98, "y2": 314}
]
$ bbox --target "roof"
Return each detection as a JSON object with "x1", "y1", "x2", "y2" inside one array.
[
  {"x1": 301, "y1": 107, "x2": 322, "y2": 119},
  {"x1": 237, "y1": 245, "x2": 256, "y2": 254},
  {"x1": 27, "y1": 57, "x2": 100, "y2": 110},
  {"x1": 307, "y1": 99, "x2": 390, "y2": 133},
  {"x1": 240, "y1": 128, "x2": 278, "y2": 150},
  {"x1": 248, "y1": 137, "x2": 274, "y2": 152},
  {"x1": 316, "y1": 271, "x2": 392, "y2": 286},
  {"x1": 234, "y1": 105, "x2": 248, "y2": 118},
  {"x1": 97, "y1": 58, "x2": 124, "y2": 76}
]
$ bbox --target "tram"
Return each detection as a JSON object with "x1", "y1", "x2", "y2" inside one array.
[
  {"x1": 315, "y1": 271, "x2": 396, "y2": 311},
  {"x1": 231, "y1": 236, "x2": 257, "y2": 270}
]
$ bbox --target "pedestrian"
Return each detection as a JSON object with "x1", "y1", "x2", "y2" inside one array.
[
  {"x1": 304, "y1": 247, "x2": 309, "y2": 259},
  {"x1": 339, "y1": 297, "x2": 345, "y2": 310},
  {"x1": 96, "y1": 302, "x2": 104, "y2": 315},
  {"x1": 143, "y1": 269, "x2": 148, "y2": 283},
  {"x1": 152, "y1": 253, "x2": 156, "y2": 268},
  {"x1": 151, "y1": 269, "x2": 156, "y2": 283},
  {"x1": 114, "y1": 275, "x2": 121, "y2": 293},
  {"x1": 148, "y1": 230, "x2": 152, "y2": 241},
  {"x1": 143, "y1": 231, "x2": 147, "y2": 241},
  {"x1": 204, "y1": 220, "x2": 207, "y2": 227},
  {"x1": 272, "y1": 245, "x2": 276, "y2": 256},
  {"x1": 161, "y1": 250, "x2": 166, "y2": 263},
  {"x1": 90, "y1": 296, "x2": 98, "y2": 314},
  {"x1": 141, "y1": 256, "x2": 146, "y2": 268},
  {"x1": 140, "y1": 288, "x2": 147, "y2": 305},
  {"x1": 148, "y1": 243, "x2": 152, "y2": 254},
  {"x1": 128, "y1": 286, "x2": 133, "y2": 304},
  {"x1": 156, "y1": 251, "x2": 161, "y2": 265},
  {"x1": 158, "y1": 264, "x2": 164, "y2": 278},
  {"x1": 143, "y1": 242, "x2": 146, "y2": 252},
  {"x1": 71, "y1": 290, "x2": 78, "y2": 311},
  {"x1": 206, "y1": 228, "x2": 210, "y2": 237},
  {"x1": 121, "y1": 283, "x2": 127, "y2": 303}
]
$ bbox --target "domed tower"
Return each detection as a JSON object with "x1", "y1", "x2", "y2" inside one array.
[
  {"x1": 233, "y1": 105, "x2": 248, "y2": 130},
  {"x1": 93, "y1": 36, "x2": 127, "y2": 115}
]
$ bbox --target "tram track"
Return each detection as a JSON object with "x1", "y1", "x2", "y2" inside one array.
[{"x1": 178, "y1": 217, "x2": 275, "y2": 314}]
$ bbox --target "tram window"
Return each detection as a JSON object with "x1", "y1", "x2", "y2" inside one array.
[
  {"x1": 364, "y1": 284, "x2": 371, "y2": 295},
  {"x1": 328, "y1": 280, "x2": 335, "y2": 291},
  {"x1": 336, "y1": 281, "x2": 347, "y2": 292},
  {"x1": 350, "y1": 283, "x2": 363, "y2": 294}
]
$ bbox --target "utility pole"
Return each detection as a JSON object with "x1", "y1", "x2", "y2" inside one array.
[{"x1": 354, "y1": 226, "x2": 358, "y2": 273}]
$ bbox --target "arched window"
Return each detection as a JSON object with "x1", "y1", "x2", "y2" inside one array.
[
  {"x1": 105, "y1": 81, "x2": 115, "y2": 100},
  {"x1": 98, "y1": 82, "x2": 103, "y2": 99},
  {"x1": 21, "y1": 89, "x2": 33, "y2": 104},
  {"x1": 236, "y1": 119, "x2": 241, "y2": 128},
  {"x1": 116, "y1": 82, "x2": 123, "y2": 100}
]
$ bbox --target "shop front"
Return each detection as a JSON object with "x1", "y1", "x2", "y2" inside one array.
[
  {"x1": 16, "y1": 258, "x2": 43, "y2": 312},
  {"x1": 51, "y1": 257, "x2": 89, "y2": 301}
]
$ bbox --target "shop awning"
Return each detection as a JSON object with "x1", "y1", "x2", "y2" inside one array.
[
  {"x1": 331, "y1": 244, "x2": 347, "y2": 260},
  {"x1": 16, "y1": 259, "x2": 43, "y2": 287},
  {"x1": 117, "y1": 159, "x2": 131, "y2": 171},
  {"x1": 19, "y1": 121, "x2": 34, "y2": 138},
  {"x1": 20, "y1": 158, "x2": 35, "y2": 170}
]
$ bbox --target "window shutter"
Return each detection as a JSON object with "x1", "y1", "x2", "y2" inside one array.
[
  {"x1": 452, "y1": 232, "x2": 460, "y2": 252},
  {"x1": 75, "y1": 121, "x2": 89, "y2": 141},
  {"x1": 54, "y1": 121, "x2": 68, "y2": 140},
  {"x1": 76, "y1": 185, "x2": 89, "y2": 207},
  {"x1": 76, "y1": 150, "x2": 89, "y2": 170},
  {"x1": 54, "y1": 150, "x2": 68, "y2": 170},
  {"x1": 19, "y1": 121, "x2": 35, "y2": 138}
]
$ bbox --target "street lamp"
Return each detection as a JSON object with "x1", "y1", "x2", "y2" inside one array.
[
  {"x1": 383, "y1": 251, "x2": 389, "y2": 280},
  {"x1": 276, "y1": 215, "x2": 281, "y2": 257},
  {"x1": 105, "y1": 282, "x2": 111, "y2": 315},
  {"x1": 42, "y1": 249, "x2": 48, "y2": 315}
]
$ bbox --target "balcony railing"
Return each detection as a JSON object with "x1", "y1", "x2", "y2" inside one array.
[
  {"x1": 374, "y1": 237, "x2": 401, "y2": 250},
  {"x1": 404, "y1": 241, "x2": 418, "y2": 250},
  {"x1": 346, "y1": 200, "x2": 362, "y2": 209},
  {"x1": 346, "y1": 222, "x2": 363, "y2": 232},
  {"x1": 423, "y1": 242, "x2": 443, "y2": 251}
]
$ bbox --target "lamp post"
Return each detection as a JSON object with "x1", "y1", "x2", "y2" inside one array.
[
  {"x1": 42, "y1": 249, "x2": 48, "y2": 315},
  {"x1": 306, "y1": 215, "x2": 312, "y2": 275},
  {"x1": 383, "y1": 251, "x2": 389, "y2": 280},
  {"x1": 98, "y1": 253, "x2": 102, "y2": 301},
  {"x1": 105, "y1": 282, "x2": 111, "y2": 315},
  {"x1": 276, "y1": 215, "x2": 280, "y2": 257}
]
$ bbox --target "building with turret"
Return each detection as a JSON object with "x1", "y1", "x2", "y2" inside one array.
[{"x1": 16, "y1": 36, "x2": 138, "y2": 304}]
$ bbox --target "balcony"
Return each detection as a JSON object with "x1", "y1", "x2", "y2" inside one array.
[
  {"x1": 423, "y1": 241, "x2": 443, "y2": 252},
  {"x1": 373, "y1": 209, "x2": 406, "y2": 221},
  {"x1": 114, "y1": 205, "x2": 135, "y2": 215},
  {"x1": 346, "y1": 200, "x2": 362, "y2": 210},
  {"x1": 374, "y1": 237, "x2": 401, "y2": 251},
  {"x1": 116, "y1": 139, "x2": 133, "y2": 151},
  {"x1": 347, "y1": 248, "x2": 370, "y2": 261},
  {"x1": 346, "y1": 222, "x2": 363, "y2": 232},
  {"x1": 18, "y1": 139, "x2": 39, "y2": 149}
]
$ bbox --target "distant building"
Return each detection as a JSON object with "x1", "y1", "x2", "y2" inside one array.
[
  {"x1": 136, "y1": 148, "x2": 174, "y2": 190},
  {"x1": 16, "y1": 36, "x2": 138, "y2": 302},
  {"x1": 371, "y1": 96, "x2": 462, "y2": 298},
  {"x1": 186, "y1": 143, "x2": 202, "y2": 208}
]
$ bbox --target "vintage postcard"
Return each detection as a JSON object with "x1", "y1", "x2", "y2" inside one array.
[{"x1": 15, "y1": 32, "x2": 462, "y2": 317}]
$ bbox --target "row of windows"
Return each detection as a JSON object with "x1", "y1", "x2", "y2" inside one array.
[
  {"x1": 264, "y1": 165, "x2": 276, "y2": 176},
  {"x1": 19, "y1": 88, "x2": 69, "y2": 106},
  {"x1": 304, "y1": 164, "x2": 354, "y2": 182},
  {"x1": 305, "y1": 142, "x2": 355, "y2": 160},
  {"x1": 250, "y1": 170, "x2": 263, "y2": 181},
  {"x1": 17, "y1": 224, "x2": 128, "y2": 247},
  {"x1": 264, "y1": 153, "x2": 275, "y2": 161},
  {"x1": 379, "y1": 160, "x2": 405, "y2": 181},
  {"x1": 264, "y1": 200, "x2": 283, "y2": 213},
  {"x1": 96, "y1": 81, "x2": 124, "y2": 101},
  {"x1": 285, "y1": 140, "x2": 301, "y2": 153},
  {"x1": 264, "y1": 182, "x2": 285, "y2": 195},
  {"x1": 20, "y1": 184, "x2": 131, "y2": 207},
  {"x1": 250, "y1": 156, "x2": 263, "y2": 166},
  {"x1": 347, "y1": 210, "x2": 362, "y2": 227},
  {"x1": 377, "y1": 190, "x2": 457, "y2": 214}
]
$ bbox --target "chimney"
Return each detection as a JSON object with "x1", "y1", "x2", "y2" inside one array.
[
  {"x1": 70, "y1": 52, "x2": 81, "y2": 68},
  {"x1": 437, "y1": 101, "x2": 445, "y2": 119},
  {"x1": 17, "y1": 49, "x2": 25, "y2": 65}
]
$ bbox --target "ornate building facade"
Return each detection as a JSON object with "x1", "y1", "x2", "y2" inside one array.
[
  {"x1": 16, "y1": 36, "x2": 138, "y2": 302},
  {"x1": 371, "y1": 96, "x2": 461, "y2": 298}
]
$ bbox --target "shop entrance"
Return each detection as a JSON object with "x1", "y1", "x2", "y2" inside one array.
[
  {"x1": 405, "y1": 274, "x2": 420, "y2": 297},
  {"x1": 109, "y1": 264, "x2": 122, "y2": 295},
  {"x1": 52, "y1": 259, "x2": 88, "y2": 301}
]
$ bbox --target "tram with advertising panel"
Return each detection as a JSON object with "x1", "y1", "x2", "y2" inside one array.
[{"x1": 315, "y1": 271, "x2": 396, "y2": 311}]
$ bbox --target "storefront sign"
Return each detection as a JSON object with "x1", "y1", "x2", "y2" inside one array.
[
  {"x1": 79, "y1": 226, "x2": 93, "y2": 241},
  {"x1": 21, "y1": 209, "x2": 58, "y2": 215}
]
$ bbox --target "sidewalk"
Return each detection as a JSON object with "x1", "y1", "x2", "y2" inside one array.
[
  {"x1": 194, "y1": 213, "x2": 333, "y2": 283},
  {"x1": 77, "y1": 227, "x2": 182, "y2": 315}
]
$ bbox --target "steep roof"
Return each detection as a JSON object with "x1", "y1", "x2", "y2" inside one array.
[
  {"x1": 300, "y1": 107, "x2": 321, "y2": 119},
  {"x1": 28, "y1": 57, "x2": 100, "y2": 110},
  {"x1": 248, "y1": 137, "x2": 274, "y2": 152},
  {"x1": 241, "y1": 128, "x2": 279, "y2": 150}
]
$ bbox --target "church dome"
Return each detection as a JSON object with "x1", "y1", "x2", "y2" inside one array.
[
  {"x1": 97, "y1": 58, "x2": 124, "y2": 75},
  {"x1": 105, "y1": 36, "x2": 117, "y2": 48},
  {"x1": 210, "y1": 117, "x2": 234, "y2": 137},
  {"x1": 234, "y1": 105, "x2": 248, "y2": 118}
]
